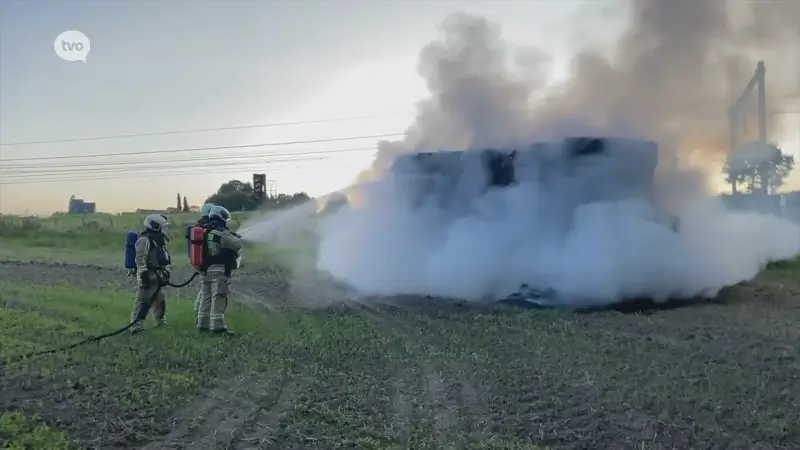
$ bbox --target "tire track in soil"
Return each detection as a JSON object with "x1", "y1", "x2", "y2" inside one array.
[
  {"x1": 138, "y1": 372, "x2": 259, "y2": 450},
  {"x1": 185, "y1": 283, "x2": 478, "y2": 448},
  {"x1": 232, "y1": 378, "x2": 303, "y2": 450},
  {"x1": 348, "y1": 302, "x2": 496, "y2": 448},
  {"x1": 387, "y1": 367, "x2": 416, "y2": 447},
  {"x1": 140, "y1": 371, "x2": 303, "y2": 450},
  {"x1": 225, "y1": 318, "x2": 460, "y2": 449}
]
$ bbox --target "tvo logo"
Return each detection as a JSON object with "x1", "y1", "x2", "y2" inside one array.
[{"x1": 54, "y1": 30, "x2": 91, "y2": 63}]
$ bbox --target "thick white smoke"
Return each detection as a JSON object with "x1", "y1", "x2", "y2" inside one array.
[
  {"x1": 310, "y1": 3, "x2": 800, "y2": 307},
  {"x1": 318, "y1": 184, "x2": 800, "y2": 305}
]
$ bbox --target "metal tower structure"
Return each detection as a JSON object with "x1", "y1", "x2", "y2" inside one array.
[
  {"x1": 265, "y1": 179, "x2": 278, "y2": 197},
  {"x1": 252, "y1": 173, "x2": 278, "y2": 201},
  {"x1": 728, "y1": 61, "x2": 767, "y2": 194},
  {"x1": 729, "y1": 61, "x2": 767, "y2": 150},
  {"x1": 252, "y1": 173, "x2": 267, "y2": 201}
]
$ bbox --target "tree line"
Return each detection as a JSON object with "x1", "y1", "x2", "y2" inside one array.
[
  {"x1": 175, "y1": 194, "x2": 190, "y2": 212},
  {"x1": 721, "y1": 142, "x2": 795, "y2": 195},
  {"x1": 202, "y1": 179, "x2": 311, "y2": 212}
]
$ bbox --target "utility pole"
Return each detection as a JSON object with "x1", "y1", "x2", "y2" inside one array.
[{"x1": 728, "y1": 61, "x2": 769, "y2": 195}]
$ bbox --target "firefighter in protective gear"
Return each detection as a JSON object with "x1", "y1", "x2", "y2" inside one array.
[
  {"x1": 193, "y1": 203, "x2": 216, "y2": 312},
  {"x1": 198, "y1": 203, "x2": 215, "y2": 226},
  {"x1": 196, "y1": 205, "x2": 242, "y2": 336},
  {"x1": 131, "y1": 214, "x2": 172, "y2": 333}
]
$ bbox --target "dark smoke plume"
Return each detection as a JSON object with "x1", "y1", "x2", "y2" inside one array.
[{"x1": 374, "y1": 0, "x2": 800, "y2": 171}]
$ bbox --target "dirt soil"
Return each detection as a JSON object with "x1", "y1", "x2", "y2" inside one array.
[{"x1": 2, "y1": 259, "x2": 800, "y2": 449}]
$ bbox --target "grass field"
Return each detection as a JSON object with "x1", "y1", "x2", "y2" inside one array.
[
  {"x1": 0, "y1": 212, "x2": 285, "y2": 272},
  {"x1": 2, "y1": 212, "x2": 800, "y2": 449}
]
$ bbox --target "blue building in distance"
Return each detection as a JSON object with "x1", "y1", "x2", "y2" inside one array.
[{"x1": 68, "y1": 195, "x2": 96, "y2": 214}]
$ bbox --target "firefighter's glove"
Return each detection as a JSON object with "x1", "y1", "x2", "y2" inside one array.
[
  {"x1": 138, "y1": 270, "x2": 151, "y2": 287},
  {"x1": 159, "y1": 268, "x2": 171, "y2": 284}
]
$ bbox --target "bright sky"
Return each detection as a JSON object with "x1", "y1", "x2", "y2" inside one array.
[
  {"x1": 0, "y1": 0, "x2": 615, "y2": 215},
  {"x1": 0, "y1": 1, "x2": 796, "y2": 215}
]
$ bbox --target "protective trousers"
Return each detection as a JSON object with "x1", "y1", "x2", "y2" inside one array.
[
  {"x1": 130, "y1": 281, "x2": 166, "y2": 332},
  {"x1": 193, "y1": 275, "x2": 209, "y2": 313},
  {"x1": 195, "y1": 272, "x2": 212, "y2": 328},
  {"x1": 195, "y1": 266, "x2": 230, "y2": 332}
]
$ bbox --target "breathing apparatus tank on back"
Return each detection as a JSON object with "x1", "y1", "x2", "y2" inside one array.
[
  {"x1": 189, "y1": 225, "x2": 206, "y2": 270},
  {"x1": 124, "y1": 231, "x2": 138, "y2": 270},
  {"x1": 188, "y1": 203, "x2": 216, "y2": 269},
  {"x1": 185, "y1": 224, "x2": 194, "y2": 258}
]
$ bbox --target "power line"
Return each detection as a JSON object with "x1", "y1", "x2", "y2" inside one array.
[
  {"x1": 0, "y1": 165, "x2": 309, "y2": 183},
  {"x1": 0, "y1": 144, "x2": 383, "y2": 183},
  {"x1": 0, "y1": 112, "x2": 413, "y2": 146},
  {"x1": 0, "y1": 146, "x2": 377, "y2": 171},
  {"x1": 0, "y1": 154, "x2": 351, "y2": 179},
  {"x1": 0, "y1": 163, "x2": 367, "y2": 185},
  {"x1": 2, "y1": 93, "x2": 797, "y2": 148},
  {"x1": 0, "y1": 133, "x2": 403, "y2": 163}
]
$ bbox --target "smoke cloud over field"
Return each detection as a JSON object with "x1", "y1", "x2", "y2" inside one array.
[{"x1": 251, "y1": 0, "x2": 800, "y2": 306}]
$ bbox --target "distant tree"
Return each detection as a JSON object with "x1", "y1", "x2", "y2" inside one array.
[
  {"x1": 205, "y1": 180, "x2": 257, "y2": 211},
  {"x1": 722, "y1": 142, "x2": 794, "y2": 195},
  {"x1": 176, "y1": 193, "x2": 182, "y2": 210},
  {"x1": 205, "y1": 180, "x2": 312, "y2": 211},
  {"x1": 182, "y1": 196, "x2": 189, "y2": 212},
  {"x1": 271, "y1": 192, "x2": 311, "y2": 208}
]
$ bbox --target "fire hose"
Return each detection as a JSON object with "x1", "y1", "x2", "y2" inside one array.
[{"x1": 2, "y1": 271, "x2": 199, "y2": 364}]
